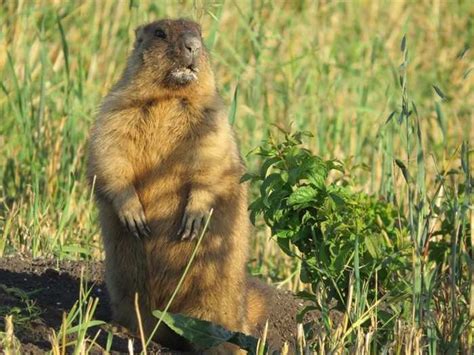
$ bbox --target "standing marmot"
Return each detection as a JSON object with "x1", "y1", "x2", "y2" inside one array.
[{"x1": 87, "y1": 19, "x2": 265, "y2": 352}]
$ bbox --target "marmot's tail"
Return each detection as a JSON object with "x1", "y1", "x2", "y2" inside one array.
[{"x1": 246, "y1": 277, "x2": 271, "y2": 334}]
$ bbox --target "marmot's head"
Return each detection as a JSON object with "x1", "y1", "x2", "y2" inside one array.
[{"x1": 131, "y1": 19, "x2": 212, "y2": 88}]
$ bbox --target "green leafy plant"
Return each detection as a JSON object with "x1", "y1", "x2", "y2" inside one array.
[{"x1": 243, "y1": 130, "x2": 410, "y2": 314}]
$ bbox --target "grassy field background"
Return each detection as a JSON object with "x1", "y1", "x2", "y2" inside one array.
[{"x1": 0, "y1": 0, "x2": 473, "y2": 352}]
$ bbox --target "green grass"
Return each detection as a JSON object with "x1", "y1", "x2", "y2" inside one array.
[
  {"x1": 0, "y1": 0, "x2": 473, "y2": 353},
  {"x1": 0, "y1": 284, "x2": 43, "y2": 330}
]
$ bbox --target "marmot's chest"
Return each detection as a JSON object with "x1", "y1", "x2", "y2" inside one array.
[
  {"x1": 129, "y1": 102, "x2": 206, "y2": 176},
  {"x1": 140, "y1": 98, "x2": 204, "y2": 141}
]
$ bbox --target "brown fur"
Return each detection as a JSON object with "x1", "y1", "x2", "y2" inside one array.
[
  {"x1": 246, "y1": 278, "x2": 271, "y2": 331},
  {"x1": 87, "y1": 19, "x2": 268, "y2": 352}
]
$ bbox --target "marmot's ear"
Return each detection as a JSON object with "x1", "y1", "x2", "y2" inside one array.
[
  {"x1": 134, "y1": 25, "x2": 144, "y2": 40},
  {"x1": 133, "y1": 25, "x2": 145, "y2": 48}
]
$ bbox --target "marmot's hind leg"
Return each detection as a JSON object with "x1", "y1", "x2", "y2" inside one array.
[{"x1": 100, "y1": 208, "x2": 148, "y2": 334}]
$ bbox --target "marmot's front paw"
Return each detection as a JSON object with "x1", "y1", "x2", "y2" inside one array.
[
  {"x1": 116, "y1": 201, "x2": 151, "y2": 239},
  {"x1": 177, "y1": 211, "x2": 206, "y2": 241}
]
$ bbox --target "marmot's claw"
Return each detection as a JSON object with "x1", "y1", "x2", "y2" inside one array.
[
  {"x1": 120, "y1": 211, "x2": 151, "y2": 239},
  {"x1": 135, "y1": 217, "x2": 151, "y2": 238},
  {"x1": 178, "y1": 212, "x2": 205, "y2": 241}
]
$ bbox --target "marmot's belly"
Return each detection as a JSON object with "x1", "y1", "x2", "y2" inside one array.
[
  {"x1": 136, "y1": 171, "x2": 189, "y2": 238},
  {"x1": 145, "y1": 232, "x2": 230, "y2": 312}
]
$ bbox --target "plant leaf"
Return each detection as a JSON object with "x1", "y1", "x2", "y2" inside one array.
[
  {"x1": 240, "y1": 172, "x2": 256, "y2": 183},
  {"x1": 400, "y1": 35, "x2": 406, "y2": 52},
  {"x1": 365, "y1": 234, "x2": 380, "y2": 258},
  {"x1": 228, "y1": 84, "x2": 239, "y2": 125},
  {"x1": 432, "y1": 85, "x2": 447, "y2": 100},
  {"x1": 395, "y1": 159, "x2": 411, "y2": 183},
  {"x1": 385, "y1": 110, "x2": 397, "y2": 125},
  {"x1": 329, "y1": 192, "x2": 345, "y2": 207},
  {"x1": 152, "y1": 310, "x2": 262, "y2": 354},
  {"x1": 288, "y1": 186, "x2": 317, "y2": 205}
]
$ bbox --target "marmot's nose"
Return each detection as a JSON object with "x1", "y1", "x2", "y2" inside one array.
[{"x1": 182, "y1": 34, "x2": 201, "y2": 56}]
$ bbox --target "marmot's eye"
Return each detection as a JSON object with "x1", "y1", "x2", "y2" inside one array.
[{"x1": 155, "y1": 28, "x2": 166, "y2": 39}]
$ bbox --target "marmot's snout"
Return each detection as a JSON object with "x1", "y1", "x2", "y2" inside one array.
[
  {"x1": 169, "y1": 33, "x2": 202, "y2": 85},
  {"x1": 181, "y1": 33, "x2": 201, "y2": 65}
]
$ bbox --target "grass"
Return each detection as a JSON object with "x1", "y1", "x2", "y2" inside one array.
[
  {"x1": 49, "y1": 274, "x2": 104, "y2": 355},
  {"x1": 0, "y1": 0, "x2": 473, "y2": 353},
  {"x1": 0, "y1": 284, "x2": 43, "y2": 330}
]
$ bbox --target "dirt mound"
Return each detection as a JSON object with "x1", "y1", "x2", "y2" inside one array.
[{"x1": 0, "y1": 256, "x2": 312, "y2": 353}]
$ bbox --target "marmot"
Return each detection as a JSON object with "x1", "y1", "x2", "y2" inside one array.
[{"x1": 87, "y1": 18, "x2": 267, "y2": 353}]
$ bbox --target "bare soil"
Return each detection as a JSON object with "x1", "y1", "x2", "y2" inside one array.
[{"x1": 0, "y1": 255, "x2": 316, "y2": 353}]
